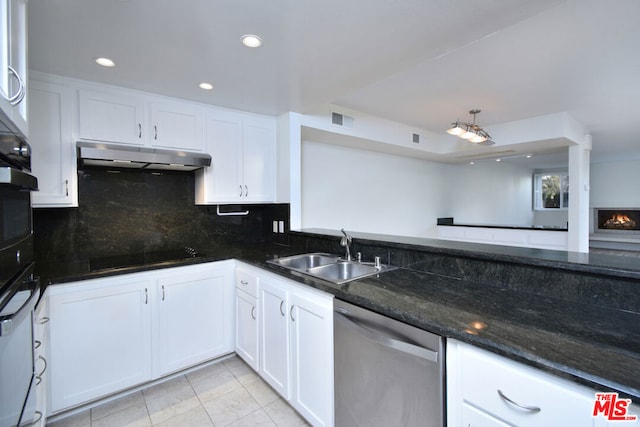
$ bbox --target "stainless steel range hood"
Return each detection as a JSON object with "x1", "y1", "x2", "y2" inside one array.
[{"x1": 77, "y1": 141, "x2": 211, "y2": 171}]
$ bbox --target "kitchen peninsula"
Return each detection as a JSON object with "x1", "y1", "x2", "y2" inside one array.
[
  {"x1": 436, "y1": 217, "x2": 569, "y2": 250},
  {"x1": 40, "y1": 227, "x2": 640, "y2": 405}
]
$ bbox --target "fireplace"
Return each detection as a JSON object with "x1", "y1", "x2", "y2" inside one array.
[{"x1": 596, "y1": 209, "x2": 640, "y2": 233}]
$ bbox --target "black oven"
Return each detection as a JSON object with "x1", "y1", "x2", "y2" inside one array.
[{"x1": 0, "y1": 109, "x2": 39, "y2": 427}]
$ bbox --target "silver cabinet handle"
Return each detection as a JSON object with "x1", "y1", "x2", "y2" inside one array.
[
  {"x1": 154, "y1": 125, "x2": 158, "y2": 140},
  {"x1": 35, "y1": 356, "x2": 47, "y2": 385},
  {"x1": 240, "y1": 280, "x2": 248, "y2": 285},
  {"x1": 497, "y1": 389, "x2": 541, "y2": 413},
  {"x1": 34, "y1": 340, "x2": 42, "y2": 350},
  {"x1": 239, "y1": 185, "x2": 243, "y2": 197},
  {"x1": 138, "y1": 123, "x2": 142, "y2": 138},
  {"x1": 244, "y1": 185, "x2": 248, "y2": 197},
  {"x1": 335, "y1": 311, "x2": 439, "y2": 363},
  {"x1": 39, "y1": 317, "x2": 49, "y2": 325},
  {"x1": 250, "y1": 306, "x2": 256, "y2": 320},
  {"x1": 279, "y1": 300, "x2": 285, "y2": 317},
  {"x1": 144, "y1": 288, "x2": 148, "y2": 304},
  {"x1": 290, "y1": 305, "x2": 295, "y2": 321},
  {"x1": 162, "y1": 285, "x2": 165, "y2": 301},
  {"x1": 65, "y1": 179, "x2": 69, "y2": 196},
  {"x1": 7, "y1": 66, "x2": 25, "y2": 105}
]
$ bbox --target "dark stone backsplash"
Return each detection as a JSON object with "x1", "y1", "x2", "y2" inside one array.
[{"x1": 33, "y1": 166, "x2": 289, "y2": 271}]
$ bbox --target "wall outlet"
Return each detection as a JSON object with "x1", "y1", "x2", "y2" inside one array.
[
  {"x1": 278, "y1": 220, "x2": 285, "y2": 233},
  {"x1": 273, "y1": 220, "x2": 278, "y2": 233}
]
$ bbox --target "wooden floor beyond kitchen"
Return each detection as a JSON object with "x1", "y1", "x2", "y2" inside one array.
[{"x1": 46, "y1": 355, "x2": 309, "y2": 427}]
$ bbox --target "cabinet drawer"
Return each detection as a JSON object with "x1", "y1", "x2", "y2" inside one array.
[
  {"x1": 236, "y1": 269, "x2": 258, "y2": 297},
  {"x1": 460, "y1": 345, "x2": 597, "y2": 426}
]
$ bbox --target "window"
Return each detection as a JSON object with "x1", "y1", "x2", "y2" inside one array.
[{"x1": 534, "y1": 172, "x2": 569, "y2": 210}]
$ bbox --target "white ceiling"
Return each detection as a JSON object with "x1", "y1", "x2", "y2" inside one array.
[{"x1": 27, "y1": 0, "x2": 640, "y2": 163}]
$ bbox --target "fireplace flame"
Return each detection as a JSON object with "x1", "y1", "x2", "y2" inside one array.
[{"x1": 603, "y1": 214, "x2": 637, "y2": 229}]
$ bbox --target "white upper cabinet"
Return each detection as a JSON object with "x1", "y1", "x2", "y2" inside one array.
[
  {"x1": 78, "y1": 89, "x2": 145, "y2": 145},
  {"x1": 0, "y1": 0, "x2": 28, "y2": 137},
  {"x1": 195, "y1": 109, "x2": 275, "y2": 204},
  {"x1": 29, "y1": 78, "x2": 77, "y2": 207},
  {"x1": 78, "y1": 87, "x2": 205, "y2": 151},
  {"x1": 148, "y1": 100, "x2": 204, "y2": 151}
]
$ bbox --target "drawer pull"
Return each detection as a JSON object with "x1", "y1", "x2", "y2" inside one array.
[
  {"x1": 240, "y1": 280, "x2": 248, "y2": 285},
  {"x1": 279, "y1": 300, "x2": 285, "y2": 316},
  {"x1": 497, "y1": 389, "x2": 541, "y2": 413}
]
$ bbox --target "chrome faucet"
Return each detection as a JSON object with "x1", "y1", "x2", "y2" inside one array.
[{"x1": 340, "y1": 229, "x2": 353, "y2": 261}]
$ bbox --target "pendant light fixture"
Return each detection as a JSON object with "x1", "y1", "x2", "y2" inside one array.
[{"x1": 447, "y1": 109, "x2": 495, "y2": 145}]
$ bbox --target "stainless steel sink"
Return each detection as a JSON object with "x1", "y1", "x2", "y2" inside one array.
[
  {"x1": 267, "y1": 253, "x2": 396, "y2": 284},
  {"x1": 269, "y1": 253, "x2": 340, "y2": 270}
]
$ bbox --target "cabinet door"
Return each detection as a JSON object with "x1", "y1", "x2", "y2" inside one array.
[
  {"x1": 30, "y1": 79, "x2": 77, "y2": 207},
  {"x1": 78, "y1": 89, "x2": 144, "y2": 145},
  {"x1": 289, "y1": 289, "x2": 334, "y2": 427},
  {"x1": 242, "y1": 117, "x2": 275, "y2": 202},
  {"x1": 259, "y1": 278, "x2": 290, "y2": 398},
  {"x1": 235, "y1": 288, "x2": 259, "y2": 371},
  {"x1": 204, "y1": 111, "x2": 243, "y2": 202},
  {"x1": 33, "y1": 292, "x2": 50, "y2": 427},
  {"x1": 0, "y1": 0, "x2": 8, "y2": 104},
  {"x1": 7, "y1": 0, "x2": 26, "y2": 136},
  {"x1": 48, "y1": 278, "x2": 153, "y2": 413},
  {"x1": 148, "y1": 101, "x2": 204, "y2": 151},
  {"x1": 156, "y1": 266, "x2": 234, "y2": 377}
]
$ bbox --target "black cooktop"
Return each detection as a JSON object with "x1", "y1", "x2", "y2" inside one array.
[{"x1": 89, "y1": 248, "x2": 200, "y2": 272}]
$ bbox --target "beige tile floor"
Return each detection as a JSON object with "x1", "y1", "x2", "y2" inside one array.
[{"x1": 47, "y1": 355, "x2": 309, "y2": 427}]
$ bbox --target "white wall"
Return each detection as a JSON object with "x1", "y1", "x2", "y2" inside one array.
[
  {"x1": 446, "y1": 162, "x2": 534, "y2": 227},
  {"x1": 301, "y1": 140, "x2": 537, "y2": 237},
  {"x1": 591, "y1": 159, "x2": 640, "y2": 208},
  {"x1": 301, "y1": 140, "x2": 447, "y2": 237}
]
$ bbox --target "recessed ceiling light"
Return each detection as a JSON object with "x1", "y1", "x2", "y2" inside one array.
[
  {"x1": 526, "y1": 154, "x2": 533, "y2": 159},
  {"x1": 199, "y1": 82, "x2": 214, "y2": 90},
  {"x1": 496, "y1": 158, "x2": 502, "y2": 162},
  {"x1": 241, "y1": 34, "x2": 263, "y2": 48},
  {"x1": 95, "y1": 57, "x2": 115, "y2": 67}
]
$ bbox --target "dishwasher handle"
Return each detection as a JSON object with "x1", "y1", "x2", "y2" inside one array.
[{"x1": 335, "y1": 311, "x2": 439, "y2": 363}]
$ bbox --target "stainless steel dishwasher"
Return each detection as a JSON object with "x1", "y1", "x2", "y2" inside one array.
[{"x1": 334, "y1": 299, "x2": 444, "y2": 427}]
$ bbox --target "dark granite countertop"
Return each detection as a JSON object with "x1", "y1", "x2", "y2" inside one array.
[
  {"x1": 39, "y1": 233, "x2": 640, "y2": 403},
  {"x1": 437, "y1": 222, "x2": 568, "y2": 231}
]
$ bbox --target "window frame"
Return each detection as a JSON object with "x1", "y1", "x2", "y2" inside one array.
[{"x1": 533, "y1": 171, "x2": 569, "y2": 211}]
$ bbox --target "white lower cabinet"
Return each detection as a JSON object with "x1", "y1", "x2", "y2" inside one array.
[
  {"x1": 235, "y1": 267, "x2": 259, "y2": 371},
  {"x1": 259, "y1": 276, "x2": 291, "y2": 398},
  {"x1": 235, "y1": 262, "x2": 334, "y2": 427},
  {"x1": 33, "y1": 289, "x2": 50, "y2": 426},
  {"x1": 48, "y1": 261, "x2": 234, "y2": 413},
  {"x1": 288, "y1": 288, "x2": 334, "y2": 427},
  {"x1": 446, "y1": 339, "x2": 628, "y2": 427},
  {"x1": 156, "y1": 264, "x2": 234, "y2": 377},
  {"x1": 49, "y1": 275, "x2": 153, "y2": 412}
]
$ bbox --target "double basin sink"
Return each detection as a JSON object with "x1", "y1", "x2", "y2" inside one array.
[{"x1": 267, "y1": 253, "x2": 396, "y2": 284}]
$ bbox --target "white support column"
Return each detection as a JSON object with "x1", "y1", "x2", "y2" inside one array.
[
  {"x1": 276, "y1": 112, "x2": 303, "y2": 230},
  {"x1": 568, "y1": 134, "x2": 592, "y2": 253}
]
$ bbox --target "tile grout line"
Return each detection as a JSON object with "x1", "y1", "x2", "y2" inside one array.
[{"x1": 184, "y1": 370, "x2": 219, "y2": 427}]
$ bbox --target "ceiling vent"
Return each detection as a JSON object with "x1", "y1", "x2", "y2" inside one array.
[
  {"x1": 332, "y1": 112, "x2": 354, "y2": 128},
  {"x1": 454, "y1": 150, "x2": 516, "y2": 161}
]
